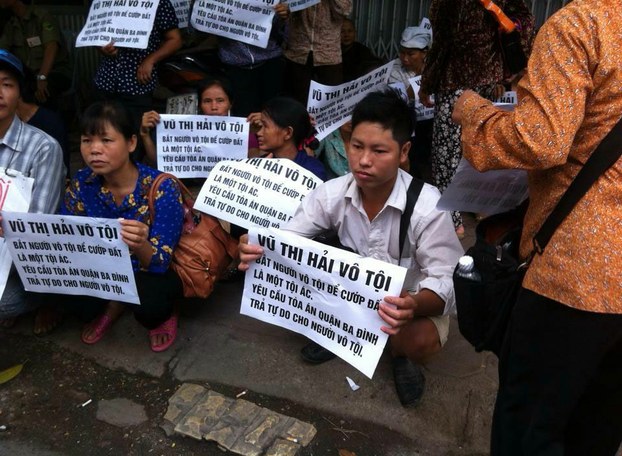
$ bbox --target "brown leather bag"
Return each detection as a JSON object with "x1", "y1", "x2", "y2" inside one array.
[{"x1": 148, "y1": 173, "x2": 238, "y2": 299}]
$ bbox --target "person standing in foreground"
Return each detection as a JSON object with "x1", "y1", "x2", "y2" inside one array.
[
  {"x1": 0, "y1": 49, "x2": 64, "y2": 333},
  {"x1": 452, "y1": 1, "x2": 622, "y2": 454},
  {"x1": 239, "y1": 90, "x2": 463, "y2": 407}
]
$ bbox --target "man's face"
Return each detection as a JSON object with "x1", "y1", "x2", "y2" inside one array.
[
  {"x1": 347, "y1": 121, "x2": 409, "y2": 194},
  {"x1": 0, "y1": 70, "x2": 20, "y2": 123}
]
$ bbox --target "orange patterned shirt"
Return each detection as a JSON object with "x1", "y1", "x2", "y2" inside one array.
[{"x1": 460, "y1": 0, "x2": 622, "y2": 314}]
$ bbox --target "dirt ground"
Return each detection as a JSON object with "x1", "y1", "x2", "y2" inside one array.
[{"x1": 0, "y1": 331, "x2": 446, "y2": 456}]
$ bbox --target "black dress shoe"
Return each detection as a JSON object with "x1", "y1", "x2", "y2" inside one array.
[
  {"x1": 300, "y1": 341, "x2": 336, "y2": 364},
  {"x1": 393, "y1": 357, "x2": 425, "y2": 407}
]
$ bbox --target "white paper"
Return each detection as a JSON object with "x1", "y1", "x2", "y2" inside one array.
[
  {"x1": 166, "y1": 93, "x2": 198, "y2": 114},
  {"x1": 242, "y1": 228, "x2": 407, "y2": 379},
  {"x1": 171, "y1": 0, "x2": 190, "y2": 28},
  {"x1": 194, "y1": 158, "x2": 322, "y2": 229},
  {"x1": 0, "y1": 169, "x2": 33, "y2": 299},
  {"x1": 493, "y1": 91, "x2": 518, "y2": 112},
  {"x1": 437, "y1": 158, "x2": 529, "y2": 215},
  {"x1": 75, "y1": 0, "x2": 158, "y2": 49},
  {"x1": 286, "y1": 0, "x2": 321, "y2": 12},
  {"x1": 190, "y1": 0, "x2": 275, "y2": 48},
  {"x1": 1, "y1": 213, "x2": 139, "y2": 304},
  {"x1": 156, "y1": 115, "x2": 249, "y2": 178},
  {"x1": 346, "y1": 376, "x2": 360, "y2": 391},
  {"x1": 307, "y1": 62, "x2": 393, "y2": 141},
  {"x1": 408, "y1": 75, "x2": 435, "y2": 121}
]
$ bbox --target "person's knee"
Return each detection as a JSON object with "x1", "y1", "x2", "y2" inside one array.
[{"x1": 390, "y1": 317, "x2": 442, "y2": 362}]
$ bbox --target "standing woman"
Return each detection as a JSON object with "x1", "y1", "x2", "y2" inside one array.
[
  {"x1": 62, "y1": 101, "x2": 184, "y2": 352},
  {"x1": 419, "y1": 0, "x2": 533, "y2": 237}
]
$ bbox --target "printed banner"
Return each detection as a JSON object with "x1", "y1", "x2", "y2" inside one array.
[
  {"x1": 190, "y1": 0, "x2": 275, "y2": 48},
  {"x1": 171, "y1": 0, "x2": 190, "y2": 28},
  {"x1": 286, "y1": 0, "x2": 320, "y2": 12},
  {"x1": 165, "y1": 93, "x2": 198, "y2": 114},
  {"x1": 437, "y1": 158, "x2": 529, "y2": 215},
  {"x1": 194, "y1": 158, "x2": 322, "y2": 229},
  {"x1": 75, "y1": 0, "x2": 159, "y2": 49},
  {"x1": 1, "y1": 212, "x2": 139, "y2": 304},
  {"x1": 408, "y1": 76, "x2": 435, "y2": 121},
  {"x1": 242, "y1": 227, "x2": 407, "y2": 379},
  {"x1": 308, "y1": 62, "x2": 393, "y2": 141},
  {"x1": 156, "y1": 115, "x2": 249, "y2": 178},
  {"x1": 493, "y1": 91, "x2": 518, "y2": 111}
]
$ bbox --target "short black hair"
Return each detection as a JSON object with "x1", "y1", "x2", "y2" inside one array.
[
  {"x1": 351, "y1": 89, "x2": 412, "y2": 146},
  {"x1": 80, "y1": 101, "x2": 136, "y2": 140}
]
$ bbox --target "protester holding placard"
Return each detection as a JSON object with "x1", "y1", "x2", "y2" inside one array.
[
  {"x1": 250, "y1": 96, "x2": 326, "y2": 181},
  {"x1": 60, "y1": 101, "x2": 185, "y2": 353},
  {"x1": 240, "y1": 90, "x2": 463, "y2": 407},
  {"x1": 0, "y1": 49, "x2": 65, "y2": 334},
  {"x1": 283, "y1": 0, "x2": 352, "y2": 104},
  {"x1": 93, "y1": 0, "x2": 182, "y2": 160}
]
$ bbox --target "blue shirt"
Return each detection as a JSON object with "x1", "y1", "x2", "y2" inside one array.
[
  {"x1": 93, "y1": 0, "x2": 179, "y2": 96},
  {"x1": 294, "y1": 150, "x2": 326, "y2": 181},
  {"x1": 61, "y1": 162, "x2": 184, "y2": 273}
]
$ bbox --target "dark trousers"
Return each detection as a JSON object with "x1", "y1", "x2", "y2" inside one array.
[
  {"x1": 492, "y1": 288, "x2": 622, "y2": 455},
  {"x1": 63, "y1": 269, "x2": 183, "y2": 329},
  {"x1": 284, "y1": 53, "x2": 343, "y2": 105},
  {"x1": 225, "y1": 57, "x2": 284, "y2": 117}
]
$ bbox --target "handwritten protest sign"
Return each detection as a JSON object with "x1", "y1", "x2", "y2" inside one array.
[
  {"x1": 286, "y1": 0, "x2": 320, "y2": 12},
  {"x1": 76, "y1": 0, "x2": 158, "y2": 49},
  {"x1": 408, "y1": 76, "x2": 435, "y2": 121},
  {"x1": 166, "y1": 93, "x2": 198, "y2": 114},
  {"x1": 437, "y1": 158, "x2": 529, "y2": 215},
  {"x1": 493, "y1": 91, "x2": 518, "y2": 111},
  {"x1": 195, "y1": 158, "x2": 322, "y2": 229},
  {"x1": 308, "y1": 62, "x2": 393, "y2": 141},
  {"x1": 156, "y1": 115, "x2": 249, "y2": 178},
  {"x1": 191, "y1": 0, "x2": 275, "y2": 48},
  {"x1": 0, "y1": 169, "x2": 33, "y2": 299},
  {"x1": 242, "y1": 228, "x2": 407, "y2": 379},
  {"x1": 1, "y1": 212, "x2": 139, "y2": 304},
  {"x1": 171, "y1": 0, "x2": 191, "y2": 28}
]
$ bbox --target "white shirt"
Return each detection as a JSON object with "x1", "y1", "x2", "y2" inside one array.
[{"x1": 284, "y1": 170, "x2": 464, "y2": 315}]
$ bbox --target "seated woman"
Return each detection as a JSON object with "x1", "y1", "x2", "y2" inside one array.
[
  {"x1": 62, "y1": 101, "x2": 184, "y2": 352},
  {"x1": 315, "y1": 121, "x2": 352, "y2": 180},
  {"x1": 341, "y1": 18, "x2": 384, "y2": 82},
  {"x1": 141, "y1": 76, "x2": 260, "y2": 165},
  {"x1": 250, "y1": 96, "x2": 326, "y2": 181}
]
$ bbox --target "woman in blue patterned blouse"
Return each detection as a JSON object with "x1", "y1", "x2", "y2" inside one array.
[{"x1": 62, "y1": 101, "x2": 184, "y2": 352}]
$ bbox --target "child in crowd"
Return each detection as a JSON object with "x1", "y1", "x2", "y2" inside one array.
[
  {"x1": 239, "y1": 89, "x2": 463, "y2": 406},
  {"x1": 61, "y1": 101, "x2": 184, "y2": 352}
]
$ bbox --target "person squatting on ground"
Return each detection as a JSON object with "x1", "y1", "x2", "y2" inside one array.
[
  {"x1": 0, "y1": 49, "x2": 65, "y2": 334},
  {"x1": 239, "y1": 89, "x2": 463, "y2": 407},
  {"x1": 452, "y1": 0, "x2": 622, "y2": 453},
  {"x1": 60, "y1": 101, "x2": 185, "y2": 353}
]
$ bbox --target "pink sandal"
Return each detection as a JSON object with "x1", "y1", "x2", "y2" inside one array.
[
  {"x1": 149, "y1": 313, "x2": 178, "y2": 352},
  {"x1": 81, "y1": 314, "x2": 114, "y2": 345}
]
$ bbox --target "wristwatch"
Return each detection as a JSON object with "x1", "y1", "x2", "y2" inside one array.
[{"x1": 36, "y1": 74, "x2": 47, "y2": 81}]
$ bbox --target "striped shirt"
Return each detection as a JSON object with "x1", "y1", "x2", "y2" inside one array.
[{"x1": 0, "y1": 115, "x2": 64, "y2": 214}]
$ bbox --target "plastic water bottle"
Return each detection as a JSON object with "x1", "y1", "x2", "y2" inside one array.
[{"x1": 456, "y1": 255, "x2": 482, "y2": 281}]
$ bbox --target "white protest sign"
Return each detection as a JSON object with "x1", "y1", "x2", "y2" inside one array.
[
  {"x1": 0, "y1": 169, "x2": 33, "y2": 299},
  {"x1": 195, "y1": 158, "x2": 322, "y2": 229},
  {"x1": 242, "y1": 227, "x2": 407, "y2": 379},
  {"x1": 493, "y1": 91, "x2": 518, "y2": 111},
  {"x1": 308, "y1": 62, "x2": 393, "y2": 141},
  {"x1": 190, "y1": 0, "x2": 275, "y2": 48},
  {"x1": 408, "y1": 76, "x2": 435, "y2": 121},
  {"x1": 171, "y1": 0, "x2": 190, "y2": 28},
  {"x1": 437, "y1": 158, "x2": 529, "y2": 215},
  {"x1": 75, "y1": 0, "x2": 158, "y2": 49},
  {"x1": 156, "y1": 115, "x2": 249, "y2": 178},
  {"x1": 286, "y1": 0, "x2": 321, "y2": 12},
  {"x1": 1, "y1": 212, "x2": 139, "y2": 304},
  {"x1": 166, "y1": 93, "x2": 198, "y2": 114}
]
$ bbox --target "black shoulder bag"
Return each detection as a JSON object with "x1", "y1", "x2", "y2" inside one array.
[{"x1": 454, "y1": 118, "x2": 622, "y2": 356}]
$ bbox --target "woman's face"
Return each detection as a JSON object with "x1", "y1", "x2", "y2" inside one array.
[
  {"x1": 200, "y1": 84, "x2": 232, "y2": 116},
  {"x1": 341, "y1": 21, "x2": 356, "y2": 47},
  {"x1": 399, "y1": 47, "x2": 426, "y2": 74},
  {"x1": 80, "y1": 121, "x2": 136, "y2": 176},
  {"x1": 256, "y1": 112, "x2": 292, "y2": 153}
]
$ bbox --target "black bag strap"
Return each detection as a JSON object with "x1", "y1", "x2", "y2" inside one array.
[
  {"x1": 399, "y1": 177, "x2": 425, "y2": 257},
  {"x1": 532, "y1": 117, "x2": 622, "y2": 254}
]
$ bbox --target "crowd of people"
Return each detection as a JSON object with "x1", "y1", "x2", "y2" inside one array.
[{"x1": 1, "y1": 0, "x2": 620, "y2": 453}]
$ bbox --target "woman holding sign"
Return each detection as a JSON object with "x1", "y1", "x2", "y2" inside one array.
[{"x1": 61, "y1": 101, "x2": 185, "y2": 353}]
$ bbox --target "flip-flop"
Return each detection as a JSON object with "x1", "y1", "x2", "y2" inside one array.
[
  {"x1": 149, "y1": 313, "x2": 178, "y2": 353},
  {"x1": 33, "y1": 307, "x2": 63, "y2": 336},
  {"x1": 81, "y1": 314, "x2": 114, "y2": 345}
]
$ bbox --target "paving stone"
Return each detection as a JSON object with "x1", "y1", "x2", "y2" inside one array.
[
  {"x1": 96, "y1": 398, "x2": 148, "y2": 427},
  {"x1": 282, "y1": 419, "x2": 317, "y2": 447},
  {"x1": 203, "y1": 399, "x2": 263, "y2": 452},
  {"x1": 162, "y1": 383, "x2": 208, "y2": 436},
  {"x1": 175, "y1": 390, "x2": 234, "y2": 440},
  {"x1": 265, "y1": 438, "x2": 301, "y2": 456}
]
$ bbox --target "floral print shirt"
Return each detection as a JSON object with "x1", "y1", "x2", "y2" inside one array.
[
  {"x1": 61, "y1": 162, "x2": 184, "y2": 274},
  {"x1": 460, "y1": 0, "x2": 622, "y2": 314}
]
